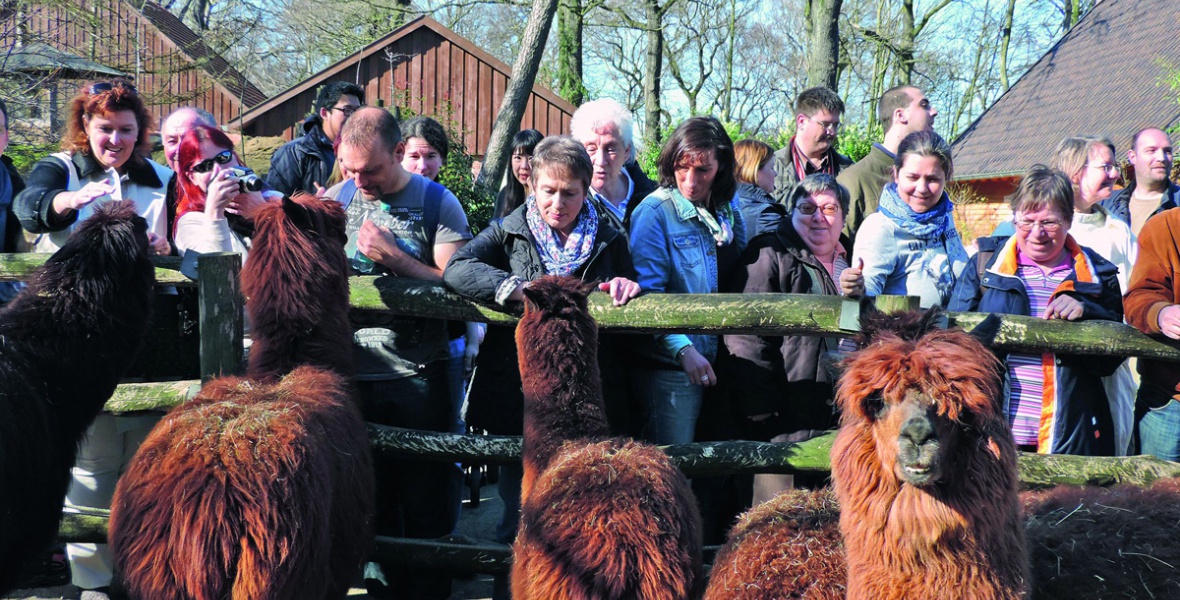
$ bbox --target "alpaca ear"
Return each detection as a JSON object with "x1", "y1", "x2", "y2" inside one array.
[
  {"x1": 966, "y1": 313, "x2": 1003, "y2": 347},
  {"x1": 282, "y1": 195, "x2": 314, "y2": 230},
  {"x1": 521, "y1": 281, "x2": 544, "y2": 308}
]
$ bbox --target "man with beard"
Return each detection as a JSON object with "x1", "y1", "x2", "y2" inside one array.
[{"x1": 1102, "y1": 127, "x2": 1177, "y2": 236}]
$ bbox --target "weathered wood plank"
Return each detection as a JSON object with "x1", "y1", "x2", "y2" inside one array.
[
  {"x1": 197, "y1": 253, "x2": 244, "y2": 381},
  {"x1": 0, "y1": 254, "x2": 192, "y2": 286}
]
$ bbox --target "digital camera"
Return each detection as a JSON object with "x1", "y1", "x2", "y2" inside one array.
[{"x1": 229, "y1": 167, "x2": 264, "y2": 193}]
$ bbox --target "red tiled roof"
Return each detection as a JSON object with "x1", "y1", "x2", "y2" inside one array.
[
  {"x1": 951, "y1": 0, "x2": 1180, "y2": 181},
  {"x1": 130, "y1": 0, "x2": 267, "y2": 108}
]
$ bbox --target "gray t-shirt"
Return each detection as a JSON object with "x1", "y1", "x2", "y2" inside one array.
[{"x1": 328, "y1": 173, "x2": 472, "y2": 380}]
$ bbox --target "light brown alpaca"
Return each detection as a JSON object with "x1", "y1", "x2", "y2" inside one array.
[
  {"x1": 511, "y1": 275, "x2": 704, "y2": 600},
  {"x1": 706, "y1": 307, "x2": 1180, "y2": 599}
]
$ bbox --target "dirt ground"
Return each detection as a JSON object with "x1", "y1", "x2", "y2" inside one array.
[{"x1": 4, "y1": 479, "x2": 504, "y2": 600}]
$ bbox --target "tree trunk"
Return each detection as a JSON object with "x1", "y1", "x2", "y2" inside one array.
[
  {"x1": 898, "y1": 0, "x2": 915, "y2": 84},
  {"x1": 556, "y1": 0, "x2": 585, "y2": 106},
  {"x1": 642, "y1": 0, "x2": 665, "y2": 149},
  {"x1": 805, "y1": 0, "x2": 843, "y2": 91},
  {"x1": 999, "y1": 0, "x2": 1017, "y2": 90},
  {"x1": 474, "y1": 0, "x2": 560, "y2": 193}
]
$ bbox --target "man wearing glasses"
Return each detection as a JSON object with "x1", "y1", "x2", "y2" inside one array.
[
  {"x1": 266, "y1": 81, "x2": 363, "y2": 196},
  {"x1": 839, "y1": 85, "x2": 937, "y2": 244},
  {"x1": 771, "y1": 86, "x2": 853, "y2": 207}
]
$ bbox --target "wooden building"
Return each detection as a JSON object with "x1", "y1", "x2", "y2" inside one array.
[
  {"x1": 1, "y1": 0, "x2": 266, "y2": 134},
  {"x1": 951, "y1": 0, "x2": 1180, "y2": 234},
  {"x1": 235, "y1": 15, "x2": 577, "y2": 157}
]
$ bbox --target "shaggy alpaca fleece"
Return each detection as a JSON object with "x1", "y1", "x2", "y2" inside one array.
[
  {"x1": 832, "y1": 310, "x2": 1027, "y2": 600},
  {"x1": 511, "y1": 276, "x2": 703, "y2": 600},
  {"x1": 704, "y1": 488, "x2": 845, "y2": 600},
  {"x1": 0, "y1": 201, "x2": 154, "y2": 594},
  {"x1": 110, "y1": 194, "x2": 373, "y2": 600}
]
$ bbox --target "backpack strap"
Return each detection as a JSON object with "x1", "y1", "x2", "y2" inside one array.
[
  {"x1": 337, "y1": 179, "x2": 357, "y2": 210},
  {"x1": 421, "y1": 180, "x2": 444, "y2": 259}
]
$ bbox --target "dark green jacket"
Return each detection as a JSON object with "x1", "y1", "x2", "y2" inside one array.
[{"x1": 838, "y1": 143, "x2": 894, "y2": 245}]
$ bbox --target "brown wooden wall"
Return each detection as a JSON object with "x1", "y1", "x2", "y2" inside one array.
[
  {"x1": 242, "y1": 25, "x2": 573, "y2": 157},
  {"x1": 5, "y1": 0, "x2": 252, "y2": 130}
]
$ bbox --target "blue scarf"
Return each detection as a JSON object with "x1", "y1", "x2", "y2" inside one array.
[
  {"x1": 877, "y1": 182, "x2": 954, "y2": 240},
  {"x1": 526, "y1": 196, "x2": 599, "y2": 277}
]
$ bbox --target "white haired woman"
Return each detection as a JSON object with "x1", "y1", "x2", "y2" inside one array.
[{"x1": 570, "y1": 98, "x2": 657, "y2": 231}]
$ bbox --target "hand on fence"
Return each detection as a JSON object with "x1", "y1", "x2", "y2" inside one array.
[
  {"x1": 146, "y1": 233, "x2": 171, "y2": 256},
  {"x1": 1045, "y1": 294, "x2": 1083, "y2": 321},
  {"x1": 599, "y1": 277, "x2": 641, "y2": 306}
]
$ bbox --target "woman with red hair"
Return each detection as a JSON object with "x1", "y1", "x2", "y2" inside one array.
[
  {"x1": 15, "y1": 80, "x2": 171, "y2": 256},
  {"x1": 13, "y1": 80, "x2": 171, "y2": 600},
  {"x1": 173, "y1": 125, "x2": 272, "y2": 259}
]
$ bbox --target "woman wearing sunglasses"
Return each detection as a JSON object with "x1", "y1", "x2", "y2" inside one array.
[
  {"x1": 173, "y1": 125, "x2": 273, "y2": 260},
  {"x1": 16, "y1": 80, "x2": 172, "y2": 256}
]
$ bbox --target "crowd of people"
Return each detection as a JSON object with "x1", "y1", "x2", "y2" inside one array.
[{"x1": 1, "y1": 78, "x2": 1178, "y2": 599}]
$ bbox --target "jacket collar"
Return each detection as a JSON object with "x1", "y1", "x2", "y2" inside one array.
[
  {"x1": 988, "y1": 234, "x2": 1103, "y2": 293},
  {"x1": 72, "y1": 151, "x2": 164, "y2": 188}
]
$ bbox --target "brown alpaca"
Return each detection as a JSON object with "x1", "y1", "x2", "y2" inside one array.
[
  {"x1": 110, "y1": 194, "x2": 374, "y2": 600},
  {"x1": 511, "y1": 275, "x2": 704, "y2": 600},
  {"x1": 706, "y1": 307, "x2": 1180, "y2": 599},
  {"x1": 0, "y1": 201, "x2": 154, "y2": 594}
]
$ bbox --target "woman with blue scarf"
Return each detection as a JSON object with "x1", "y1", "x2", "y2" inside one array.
[
  {"x1": 444, "y1": 136, "x2": 638, "y2": 596},
  {"x1": 628, "y1": 116, "x2": 746, "y2": 446},
  {"x1": 846, "y1": 130, "x2": 967, "y2": 308}
]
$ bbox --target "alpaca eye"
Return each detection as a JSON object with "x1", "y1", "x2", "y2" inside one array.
[{"x1": 863, "y1": 393, "x2": 886, "y2": 419}]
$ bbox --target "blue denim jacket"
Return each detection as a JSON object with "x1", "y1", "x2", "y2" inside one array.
[{"x1": 629, "y1": 187, "x2": 746, "y2": 365}]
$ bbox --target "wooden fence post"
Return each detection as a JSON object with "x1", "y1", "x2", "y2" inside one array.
[{"x1": 197, "y1": 253, "x2": 243, "y2": 381}]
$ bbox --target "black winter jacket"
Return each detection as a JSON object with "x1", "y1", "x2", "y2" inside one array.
[
  {"x1": 2, "y1": 155, "x2": 26, "y2": 253},
  {"x1": 444, "y1": 204, "x2": 636, "y2": 434},
  {"x1": 265, "y1": 116, "x2": 335, "y2": 197}
]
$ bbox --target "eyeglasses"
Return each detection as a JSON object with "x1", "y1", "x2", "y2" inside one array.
[
  {"x1": 806, "y1": 116, "x2": 843, "y2": 134},
  {"x1": 1086, "y1": 162, "x2": 1119, "y2": 174},
  {"x1": 796, "y1": 203, "x2": 842, "y2": 216},
  {"x1": 88, "y1": 82, "x2": 137, "y2": 96},
  {"x1": 328, "y1": 105, "x2": 358, "y2": 117},
  {"x1": 1014, "y1": 218, "x2": 1064, "y2": 233},
  {"x1": 190, "y1": 150, "x2": 234, "y2": 174}
]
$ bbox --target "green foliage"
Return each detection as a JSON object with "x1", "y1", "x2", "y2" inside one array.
[
  {"x1": 392, "y1": 103, "x2": 496, "y2": 232},
  {"x1": 836, "y1": 122, "x2": 881, "y2": 163},
  {"x1": 5, "y1": 143, "x2": 57, "y2": 176}
]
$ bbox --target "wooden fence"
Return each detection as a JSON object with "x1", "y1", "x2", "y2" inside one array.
[{"x1": 5, "y1": 252, "x2": 1180, "y2": 575}]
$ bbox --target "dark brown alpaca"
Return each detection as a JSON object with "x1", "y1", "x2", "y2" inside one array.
[
  {"x1": 0, "y1": 201, "x2": 154, "y2": 594},
  {"x1": 110, "y1": 194, "x2": 374, "y2": 600},
  {"x1": 511, "y1": 275, "x2": 704, "y2": 600}
]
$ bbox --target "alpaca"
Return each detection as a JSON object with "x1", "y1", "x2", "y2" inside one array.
[
  {"x1": 706, "y1": 306, "x2": 1180, "y2": 599},
  {"x1": 511, "y1": 275, "x2": 704, "y2": 600},
  {"x1": 110, "y1": 194, "x2": 375, "y2": 600},
  {"x1": 0, "y1": 201, "x2": 155, "y2": 594}
]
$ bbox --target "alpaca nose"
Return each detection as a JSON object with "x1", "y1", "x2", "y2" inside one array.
[{"x1": 900, "y1": 416, "x2": 935, "y2": 447}]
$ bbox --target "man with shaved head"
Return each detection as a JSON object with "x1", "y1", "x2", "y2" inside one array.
[
  {"x1": 325, "y1": 106, "x2": 471, "y2": 600},
  {"x1": 1102, "y1": 127, "x2": 1177, "y2": 236}
]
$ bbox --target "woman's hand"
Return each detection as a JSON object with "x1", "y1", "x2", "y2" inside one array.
[
  {"x1": 1045, "y1": 294, "x2": 1084, "y2": 321},
  {"x1": 204, "y1": 165, "x2": 241, "y2": 219},
  {"x1": 679, "y1": 346, "x2": 717, "y2": 387},
  {"x1": 54, "y1": 180, "x2": 115, "y2": 214},
  {"x1": 227, "y1": 190, "x2": 267, "y2": 219},
  {"x1": 840, "y1": 257, "x2": 865, "y2": 296},
  {"x1": 146, "y1": 232, "x2": 171, "y2": 256},
  {"x1": 599, "y1": 277, "x2": 641, "y2": 306}
]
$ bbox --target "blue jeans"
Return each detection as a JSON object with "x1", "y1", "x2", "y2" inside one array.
[
  {"x1": 1139, "y1": 397, "x2": 1180, "y2": 463},
  {"x1": 632, "y1": 367, "x2": 704, "y2": 445}
]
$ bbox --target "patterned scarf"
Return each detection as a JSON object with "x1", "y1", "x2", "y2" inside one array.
[
  {"x1": 526, "y1": 196, "x2": 599, "y2": 276},
  {"x1": 694, "y1": 202, "x2": 735, "y2": 246},
  {"x1": 877, "y1": 182, "x2": 955, "y2": 240},
  {"x1": 789, "y1": 135, "x2": 837, "y2": 182}
]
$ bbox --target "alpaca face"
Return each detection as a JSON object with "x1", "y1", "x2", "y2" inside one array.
[{"x1": 874, "y1": 387, "x2": 962, "y2": 487}]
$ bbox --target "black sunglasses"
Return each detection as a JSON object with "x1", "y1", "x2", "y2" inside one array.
[
  {"x1": 88, "y1": 82, "x2": 138, "y2": 96},
  {"x1": 190, "y1": 150, "x2": 234, "y2": 174}
]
